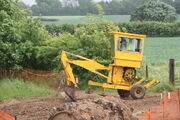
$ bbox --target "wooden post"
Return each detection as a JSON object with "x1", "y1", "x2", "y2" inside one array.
[
  {"x1": 146, "y1": 65, "x2": 149, "y2": 79},
  {"x1": 169, "y1": 59, "x2": 175, "y2": 85}
]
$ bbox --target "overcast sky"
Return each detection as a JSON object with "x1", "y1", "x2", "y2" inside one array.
[
  {"x1": 20, "y1": 0, "x2": 104, "y2": 6},
  {"x1": 20, "y1": 0, "x2": 36, "y2": 6}
]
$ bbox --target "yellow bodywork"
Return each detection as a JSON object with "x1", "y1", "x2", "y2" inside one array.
[
  {"x1": 61, "y1": 32, "x2": 159, "y2": 91},
  {"x1": 110, "y1": 32, "x2": 145, "y2": 68}
]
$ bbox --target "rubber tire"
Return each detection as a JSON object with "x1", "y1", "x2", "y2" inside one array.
[
  {"x1": 117, "y1": 89, "x2": 130, "y2": 98},
  {"x1": 130, "y1": 84, "x2": 145, "y2": 99},
  {"x1": 48, "y1": 111, "x2": 77, "y2": 120}
]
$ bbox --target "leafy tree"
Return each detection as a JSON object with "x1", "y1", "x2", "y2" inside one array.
[
  {"x1": 32, "y1": 0, "x2": 62, "y2": 16},
  {"x1": 29, "y1": 0, "x2": 180, "y2": 16},
  {"x1": 99, "y1": 0, "x2": 151, "y2": 15},
  {"x1": 107, "y1": 0, "x2": 123, "y2": 15},
  {"x1": 18, "y1": 1, "x2": 30, "y2": 10},
  {"x1": 99, "y1": 0, "x2": 126, "y2": 15},
  {"x1": 0, "y1": 0, "x2": 49, "y2": 69},
  {"x1": 130, "y1": 1, "x2": 177, "y2": 23},
  {"x1": 160, "y1": 0, "x2": 173, "y2": 6},
  {"x1": 174, "y1": 0, "x2": 180, "y2": 14},
  {"x1": 76, "y1": 0, "x2": 97, "y2": 15}
]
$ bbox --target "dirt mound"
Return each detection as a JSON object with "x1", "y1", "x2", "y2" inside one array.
[
  {"x1": 50, "y1": 96, "x2": 136, "y2": 120},
  {"x1": 0, "y1": 92, "x2": 160, "y2": 120}
]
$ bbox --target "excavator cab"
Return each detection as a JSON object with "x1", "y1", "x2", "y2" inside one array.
[{"x1": 109, "y1": 32, "x2": 145, "y2": 68}]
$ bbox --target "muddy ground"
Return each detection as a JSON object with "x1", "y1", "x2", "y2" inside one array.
[{"x1": 0, "y1": 91, "x2": 161, "y2": 120}]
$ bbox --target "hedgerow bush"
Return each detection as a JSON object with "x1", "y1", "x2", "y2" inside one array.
[
  {"x1": 45, "y1": 24, "x2": 76, "y2": 35},
  {"x1": 117, "y1": 22, "x2": 180, "y2": 37},
  {"x1": 45, "y1": 22, "x2": 180, "y2": 37}
]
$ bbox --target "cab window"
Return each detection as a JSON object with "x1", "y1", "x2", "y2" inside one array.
[{"x1": 117, "y1": 37, "x2": 142, "y2": 53}]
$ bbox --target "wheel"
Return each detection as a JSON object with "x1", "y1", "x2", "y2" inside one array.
[
  {"x1": 130, "y1": 84, "x2": 145, "y2": 99},
  {"x1": 49, "y1": 111, "x2": 77, "y2": 120},
  {"x1": 117, "y1": 89, "x2": 130, "y2": 98}
]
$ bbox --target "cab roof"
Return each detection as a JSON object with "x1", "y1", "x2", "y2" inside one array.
[{"x1": 109, "y1": 32, "x2": 146, "y2": 39}]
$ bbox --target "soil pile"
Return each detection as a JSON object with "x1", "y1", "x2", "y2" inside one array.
[
  {"x1": 0, "y1": 92, "x2": 160, "y2": 120},
  {"x1": 50, "y1": 96, "x2": 136, "y2": 120}
]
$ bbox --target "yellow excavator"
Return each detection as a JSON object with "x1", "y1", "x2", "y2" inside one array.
[{"x1": 61, "y1": 32, "x2": 159, "y2": 101}]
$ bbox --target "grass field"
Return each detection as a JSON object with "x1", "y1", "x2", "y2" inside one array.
[
  {"x1": 144, "y1": 37, "x2": 180, "y2": 64},
  {"x1": 138, "y1": 37, "x2": 180, "y2": 91},
  {"x1": 0, "y1": 78, "x2": 56, "y2": 100},
  {"x1": 34, "y1": 15, "x2": 180, "y2": 24},
  {"x1": 34, "y1": 15, "x2": 130, "y2": 24}
]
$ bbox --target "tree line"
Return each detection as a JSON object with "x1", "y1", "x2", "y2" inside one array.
[{"x1": 20, "y1": 0, "x2": 180, "y2": 16}]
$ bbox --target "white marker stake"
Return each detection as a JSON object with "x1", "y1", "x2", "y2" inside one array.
[{"x1": 168, "y1": 92, "x2": 171, "y2": 99}]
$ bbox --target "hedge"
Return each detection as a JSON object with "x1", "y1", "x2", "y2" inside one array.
[
  {"x1": 45, "y1": 24, "x2": 76, "y2": 35},
  {"x1": 45, "y1": 22, "x2": 180, "y2": 37},
  {"x1": 117, "y1": 22, "x2": 180, "y2": 37}
]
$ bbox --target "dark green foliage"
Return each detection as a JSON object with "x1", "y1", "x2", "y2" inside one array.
[
  {"x1": 0, "y1": 0, "x2": 50, "y2": 69},
  {"x1": 100, "y1": 0, "x2": 151, "y2": 15},
  {"x1": 31, "y1": 0, "x2": 97, "y2": 16},
  {"x1": 0, "y1": 0, "x2": 26, "y2": 69},
  {"x1": 131, "y1": 1, "x2": 177, "y2": 23},
  {"x1": 99, "y1": 0, "x2": 124, "y2": 15},
  {"x1": 32, "y1": 0, "x2": 62, "y2": 16},
  {"x1": 18, "y1": 1, "x2": 30, "y2": 10},
  {"x1": 45, "y1": 22, "x2": 180, "y2": 37},
  {"x1": 34, "y1": 33, "x2": 78, "y2": 70},
  {"x1": 117, "y1": 22, "x2": 180, "y2": 37},
  {"x1": 174, "y1": 0, "x2": 180, "y2": 14},
  {"x1": 40, "y1": 18, "x2": 59, "y2": 22},
  {"x1": 45, "y1": 24, "x2": 76, "y2": 35}
]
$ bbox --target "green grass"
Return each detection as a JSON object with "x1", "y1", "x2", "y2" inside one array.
[
  {"x1": 131, "y1": 37, "x2": 180, "y2": 92},
  {"x1": 0, "y1": 78, "x2": 56, "y2": 100},
  {"x1": 141, "y1": 37, "x2": 180, "y2": 92},
  {"x1": 137, "y1": 64, "x2": 175, "y2": 92},
  {"x1": 33, "y1": 15, "x2": 180, "y2": 24},
  {"x1": 137, "y1": 37, "x2": 180, "y2": 92},
  {"x1": 144, "y1": 37, "x2": 180, "y2": 64}
]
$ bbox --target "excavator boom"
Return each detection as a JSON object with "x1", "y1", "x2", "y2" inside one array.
[{"x1": 61, "y1": 51, "x2": 109, "y2": 87}]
